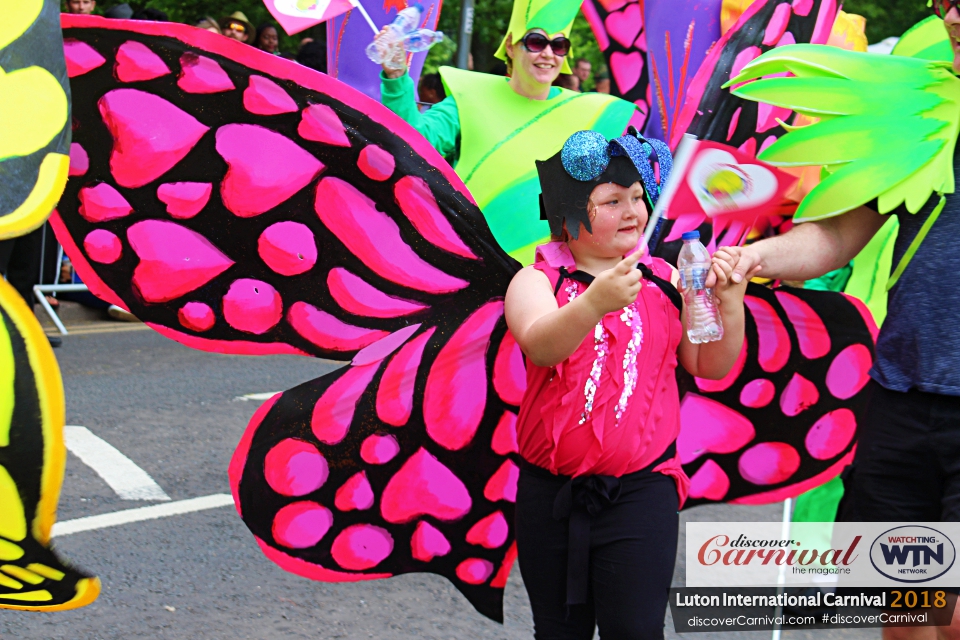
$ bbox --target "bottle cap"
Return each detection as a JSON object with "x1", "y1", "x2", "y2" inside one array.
[{"x1": 681, "y1": 230, "x2": 700, "y2": 241}]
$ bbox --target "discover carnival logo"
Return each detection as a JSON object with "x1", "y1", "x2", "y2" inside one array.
[{"x1": 869, "y1": 526, "x2": 956, "y2": 583}]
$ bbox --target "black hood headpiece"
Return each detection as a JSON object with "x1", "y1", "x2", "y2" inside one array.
[{"x1": 536, "y1": 129, "x2": 673, "y2": 239}]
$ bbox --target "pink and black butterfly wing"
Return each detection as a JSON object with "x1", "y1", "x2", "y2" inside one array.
[
  {"x1": 57, "y1": 15, "x2": 523, "y2": 621},
  {"x1": 677, "y1": 284, "x2": 877, "y2": 506}
]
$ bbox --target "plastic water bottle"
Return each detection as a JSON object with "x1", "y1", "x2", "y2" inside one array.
[
  {"x1": 677, "y1": 230, "x2": 724, "y2": 344},
  {"x1": 366, "y1": 5, "x2": 443, "y2": 69}
]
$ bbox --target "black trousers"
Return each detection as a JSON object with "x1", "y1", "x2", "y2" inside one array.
[
  {"x1": 516, "y1": 459, "x2": 679, "y2": 640},
  {"x1": 838, "y1": 380, "x2": 960, "y2": 522},
  {"x1": 0, "y1": 225, "x2": 43, "y2": 304}
]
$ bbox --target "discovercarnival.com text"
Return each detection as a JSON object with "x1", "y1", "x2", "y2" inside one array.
[{"x1": 685, "y1": 613, "x2": 928, "y2": 629}]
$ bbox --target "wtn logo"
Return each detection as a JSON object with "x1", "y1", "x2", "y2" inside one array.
[{"x1": 870, "y1": 527, "x2": 956, "y2": 583}]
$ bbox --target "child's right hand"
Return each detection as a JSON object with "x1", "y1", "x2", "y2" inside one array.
[{"x1": 583, "y1": 249, "x2": 644, "y2": 317}]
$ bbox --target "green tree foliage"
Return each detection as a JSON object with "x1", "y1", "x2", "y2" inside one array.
[{"x1": 842, "y1": 0, "x2": 930, "y2": 43}]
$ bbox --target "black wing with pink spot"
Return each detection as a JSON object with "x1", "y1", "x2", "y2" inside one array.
[{"x1": 57, "y1": 15, "x2": 523, "y2": 621}]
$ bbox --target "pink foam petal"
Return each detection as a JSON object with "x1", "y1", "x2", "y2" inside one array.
[
  {"x1": 178, "y1": 301, "x2": 215, "y2": 332},
  {"x1": 738, "y1": 442, "x2": 801, "y2": 485},
  {"x1": 610, "y1": 50, "x2": 644, "y2": 96},
  {"x1": 99, "y1": 88, "x2": 209, "y2": 188},
  {"x1": 762, "y1": 3, "x2": 792, "y2": 45},
  {"x1": 115, "y1": 40, "x2": 171, "y2": 82},
  {"x1": 331, "y1": 524, "x2": 393, "y2": 570},
  {"x1": 483, "y1": 460, "x2": 519, "y2": 503},
  {"x1": 604, "y1": 3, "x2": 641, "y2": 48},
  {"x1": 826, "y1": 344, "x2": 872, "y2": 400},
  {"x1": 688, "y1": 459, "x2": 730, "y2": 501},
  {"x1": 298, "y1": 103, "x2": 350, "y2": 147},
  {"x1": 490, "y1": 411, "x2": 519, "y2": 456},
  {"x1": 69, "y1": 143, "x2": 89, "y2": 177},
  {"x1": 217, "y1": 124, "x2": 324, "y2": 218},
  {"x1": 581, "y1": 0, "x2": 610, "y2": 50},
  {"x1": 63, "y1": 39, "x2": 105, "y2": 77},
  {"x1": 811, "y1": 0, "x2": 838, "y2": 45},
  {"x1": 465, "y1": 511, "x2": 509, "y2": 549},
  {"x1": 739, "y1": 378, "x2": 776, "y2": 408},
  {"x1": 490, "y1": 542, "x2": 518, "y2": 589},
  {"x1": 744, "y1": 296, "x2": 791, "y2": 373},
  {"x1": 311, "y1": 362, "x2": 382, "y2": 445},
  {"x1": 272, "y1": 501, "x2": 333, "y2": 549},
  {"x1": 380, "y1": 448, "x2": 472, "y2": 523},
  {"x1": 677, "y1": 392, "x2": 756, "y2": 464},
  {"x1": 244, "y1": 75, "x2": 298, "y2": 115},
  {"x1": 805, "y1": 408, "x2": 856, "y2": 461},
  {"x1": 792, "y1": 0, "x2": 813, "y2": 16},
  {"x1": 731, "y1": 450, "x2": 854, "y2": 505},
  {"x1": 256, "y1": 537, "x2": 390, "y2": 581},
  {"x1": 394, "y1": 176, "x2": 476, "y2": 259},
  {"x1": 695, "y1": 337, "x2": 746, "y2": 393},
  {"x1": 314, "y1": 177, "x2": 468, "y2": 294},
  {"x1": 177, "y1": 52, "x2": 235, "y2": 93},
  {"x1": 756, "y1": 102, "x2": 792, "y2": 133},
  {"x1": 456, "y1": 559, "x2": 493, "y2": 585},
  {"x1": 424, "y1": 301, "x2": 503, "y2": 450},
  {"x1": 664, "y1": 212, "x2": 705, "y2": 240},
  {"x1": 264, "y1": 438, "x2": 328, "y2": 497},
  {"x1": 222, "y1": 278, "x2": 283, "y2": 334},
  {"x1": 258, "y1": 221, "x2": 318, "y2": 276},
  {"x1": 127, "y1": 219, "x2": 234, "y2": 303},
  {"x1": 352, "y1": 324, "x2": 422, "y2": 367},
  {"x1": 157, "y1": 182, "x2": 212, "y2": 219},
  {"x1": 774, "y1": 291, "x2": 831, "y2": 359},
  {"x1": 727, "y1": 107, "x2": 742, "y2": 143},
  {"x1": 335, "y1": 471, "x2": 375, "y2": 511},
  {"x1": 288, "y1": 301, "x2": 389, "y2": 351},
  {"x1": 148, "y1": 323, "x2": 307, "y2": 357},
  {"x1": 78, "y1": 183, "x2": 132, "y2": 222},
  {"x1": 840, "y1": 293, "x2": 880, "y2": 342},
  {"x1": 731, "y1": 46, "x2": 762, "y2": 81},
  {"x1": 360, "y1": 433, "x2": 400, "y2": 464},
  {"x1": 411, "y1": 521, "x2": 451, "y2": 562},
  {"x1": 376, "y1": 328, "x2": 436, "y2": 427},
  {"x1": 83, "y1": 229, "x2": 122, "y2": 264},
  {"x1": 358, "y1": 145, "x2": 395, "y2": 181},
  {"x1": 493, "y1": 331, "x2": 526, "y2": 405},
  {"x1": 328, "y1": 268, "x2": 427, "y2": 318},
  {"x1": 779, "y1": 372, "x2": 819, "y2": 417}
]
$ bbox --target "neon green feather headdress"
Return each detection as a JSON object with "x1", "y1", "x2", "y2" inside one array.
[{"x1": 493, "y1": 0, "x2": 581, "y2": 74}]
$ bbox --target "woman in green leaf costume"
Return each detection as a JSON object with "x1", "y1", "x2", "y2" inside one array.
[{"x1": 379, "y1": 0, "x2": 638, "y2": 264}]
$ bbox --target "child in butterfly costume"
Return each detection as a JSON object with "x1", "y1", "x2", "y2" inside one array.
[{"x1": 505, "y1": 131, "x2": 752, "y2": 638}]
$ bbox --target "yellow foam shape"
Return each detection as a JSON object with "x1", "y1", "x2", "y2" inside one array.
[
  {"x1": 0, "y1": 589, "x2": 51, "y2": 602},
  {"x1": 0, "y1": 152, "x2": 69, "y2": 240},
  {"x1": 0, "y1": 66, "x2": 68, "y2": 160},
  {"x1": 0, "y1": 539, "x2": 23, "y2": 561},
  {"x1": 0, "y1": 0, "x2": 41, "y2": 51},
  {"x1": 26, "y1": 563, "x2": 64, "y2": 581},
  {"x1": 0, "y1": 310, "x2": 14, "y2": 447},
  {"x1": 1, "y1": 565, "x2": 43, "y2": 585},
  {"x1": 0, "y1": 466, "x2": 26, "y2": 542},
  {"x1": 0, "y1": 577, "x2": 100, "y2": 611},
  {"x1": 0, "y1": 573, "x2": 21, "y2": 590}
]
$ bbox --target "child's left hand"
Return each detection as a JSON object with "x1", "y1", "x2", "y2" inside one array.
[{"x1": 711, "y1": 250, "x2": 759, "y2": 306}]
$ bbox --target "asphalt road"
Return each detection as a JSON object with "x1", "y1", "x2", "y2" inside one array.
[{"x1": 0, "y1": 323, "x2": 876, "y2": 640}]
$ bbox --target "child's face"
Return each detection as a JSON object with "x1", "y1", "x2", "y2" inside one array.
[{"x1": 570, "y1": 181, "x2": 647, "y2": 257}]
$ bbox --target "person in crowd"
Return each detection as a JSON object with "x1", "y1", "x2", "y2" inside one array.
[
  {"x1": 194, "y1": 16, "x2": 221, "y2": 34},
  {"x1": 131, "y1": 8, "x2": 167, "y2": 21},
  {"x1": 552, "y1": 73, "x2": 579, "y2": 91},
  {"x1": 594, "y1": 69, "x2": 611, "y2": 94},
  {"x1": 417, "y1": 72, "x2": 446, "y2": 107},
  {"x1": 296, "y1": 40, "x2": 326, "y2": 73},
  {"x1": 573, "y1": 57, "x2": 592, "y2": 91},
  {"x1": 103, "y1": 3, "x2": 133, "y2": 19},
  {"x1": 0, "y1": 227, "x2": 62, "y2": 346},
  {"x1": 64, "y1": 0, "x2": 95, "y2": 14},
  {"x1": 378, "y1": 0, "x2": 639, "y2": 264},
  {"x1": 255, "y1": 23, "x2": 280, "y2": 54},
  {"x1": 505, "y1": 131, "x2": 750, "y2": 639},
  {"x1": 219, "y1": 12, "x2": 255, "y2": 43}
]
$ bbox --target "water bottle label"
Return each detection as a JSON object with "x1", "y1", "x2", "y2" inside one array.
[{"x1": 690, "y1": 266, "x2": 707, "y2": 290}]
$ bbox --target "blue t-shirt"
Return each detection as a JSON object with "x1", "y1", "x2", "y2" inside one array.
[{"x1": 870, "y1": 143, "x2": 960, "y2": 396}]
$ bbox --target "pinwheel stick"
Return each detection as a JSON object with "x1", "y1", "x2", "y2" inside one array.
[
  {"x1": 354, "y1": 0, "x2": 381, "y2": 36},
  {"x1": 641, "y1": 134, "x2": 697, "y2": 249}
]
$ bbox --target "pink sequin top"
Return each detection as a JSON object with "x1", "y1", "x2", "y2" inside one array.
[{"x1": 515, "y1": 242, "x2": 690, "y2": 505}]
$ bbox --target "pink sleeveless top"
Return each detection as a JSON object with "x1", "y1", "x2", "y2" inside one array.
[{"x1": 515, "y1": 242, "x2": 689, "y2": 505}]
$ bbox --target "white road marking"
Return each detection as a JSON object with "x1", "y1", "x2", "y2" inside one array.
[
  {"x1": 52, "y1": 493, "x2": 234, "y2": 537},
  {"x1": 236, "y1": 391, "x2": 281, "y2": 402},
  {"x1": 64, "y1": 426, "x2": 170, "y2": 501}
]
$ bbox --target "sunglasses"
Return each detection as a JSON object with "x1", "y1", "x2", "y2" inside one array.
[
  {"x1": 226, "y1": 22, "x2": 248, "y2": 34},
  {"x1": 932, "y1": 0, "x2": 960, "y2": 18},
  {"x1": 521, "y1": 32, "x2": 571, "y2": 57}
]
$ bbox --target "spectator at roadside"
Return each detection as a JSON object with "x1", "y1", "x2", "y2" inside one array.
[
  {"x1": 573, "y1": 57, "x2": 592, "y2": 91},
  {"x1": 64, "y1": 0, "x2": 95, "y2": 14},
  {"x1": 131, "y1": 8, "x2": 168, "y2": 21},
  {"x1": 103, "y1": 3, "x2": 133, "y2": 19},
  {"x1": 417, "y1": 73, "x2": 446, "y2": 107},
  {"x1": 552, "y1": 73, "x2": 578, "y2": 91},
  {"x1": 195, "y1": 16, "x2": 221, "y2": 34},
  {"x1": 594, "y1": 69, "x2": 610, "y2": 94},
  {"x1": 296, "y1": 39, "x2": 326, "y2": 73},
  {"x1": 219, "y1": 11, "x2": 255, "y2": 43},
  {"x1": 255, "y1": 23, "x2": 280, "y2": 54}
]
